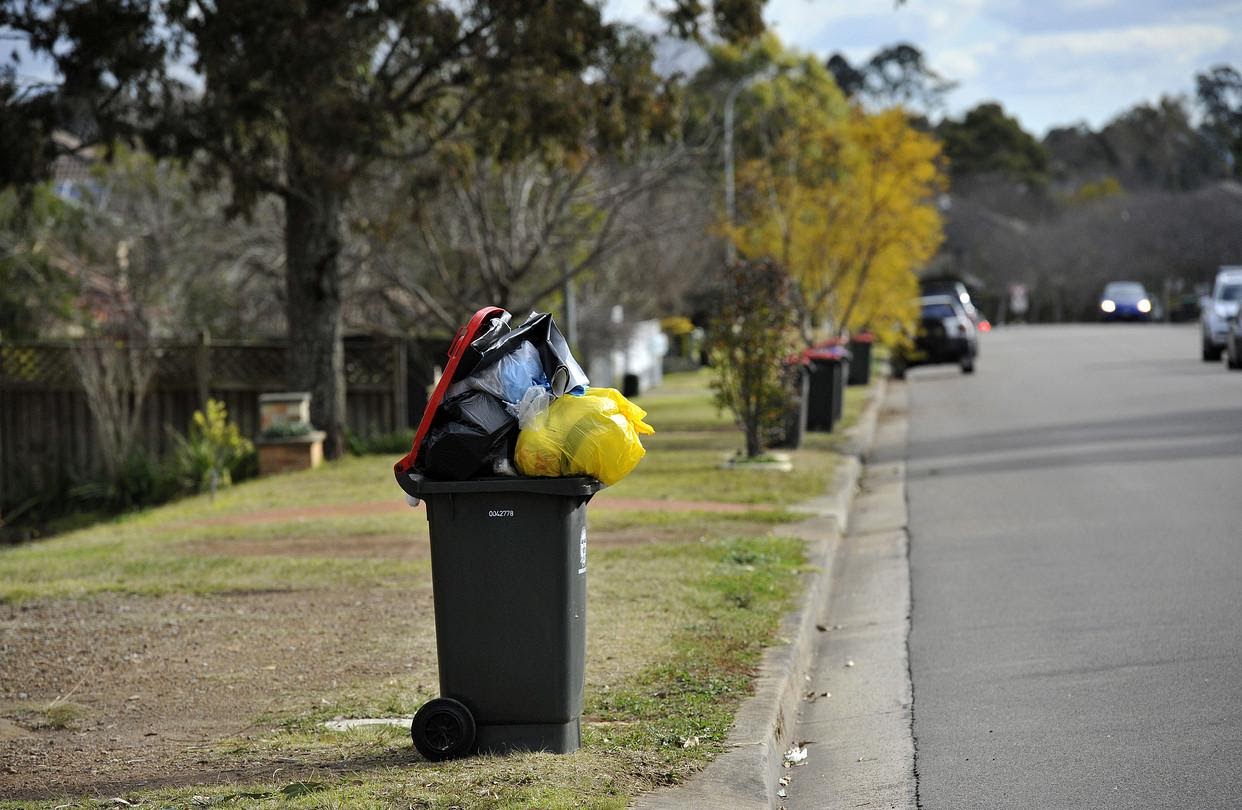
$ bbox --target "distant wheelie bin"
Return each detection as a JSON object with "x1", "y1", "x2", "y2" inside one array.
[
  {"x1": 774, "y1": 360, "x2": 810, "y2": 449},
  {"x1": 847, "y1": 333, "x2": 874, "y2": 386},
  {"x1": 397, "y1": 472, "x2": 602, "y2": 760},
  {"x1": 805, "y1": 344, "x2": 850, "y2": 432}
]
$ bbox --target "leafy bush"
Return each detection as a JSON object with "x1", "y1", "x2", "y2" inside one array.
[
  {"x1": 707, "y1": 260, "x2": 802, "y2": 458},
  {"x1": 68, "y1": 450, "x2": 180, "y2": 513},
  {"x1": 172, "y1": 399, "x2": 255, "y2": 495},
  {"x1": 260, "y1": 420, "x2": 313, "y2": 440},
  {"x1": 347, "y1": 428, "x2": 417, "y2": 456}
]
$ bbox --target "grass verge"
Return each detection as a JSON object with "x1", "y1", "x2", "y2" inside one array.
[{"x1": 0, "y1": 368, "x2": 874, "y2": 808}]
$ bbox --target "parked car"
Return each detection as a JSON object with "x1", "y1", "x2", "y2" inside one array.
[
  {"x1": 921, "y1": 278, "x2": 986, "y2": 330},
  {"x1": 892, "y1": 295, "x2": 978, "y2": 378},
  {"x1": 1224, "y1": 309, "x2": 1242, "y2": 370},
  {"x1": 1200, "y1": 266, "x2": 1242, "y2": 361}
]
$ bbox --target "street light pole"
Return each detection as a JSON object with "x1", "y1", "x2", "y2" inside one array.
[{"x1": 723, "y1": 78, "x2": 746, "y2": 266}]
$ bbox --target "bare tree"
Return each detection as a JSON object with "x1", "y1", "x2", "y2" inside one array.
[
  {"x1": 347, "y1": 144, "x2": 707, "y2": 334},
  {"x1": 71, "y1": 337, "x2": 157, "y2": 483},
  {"x1": 52, "y1": 149, "x2": 281, "y2": 482}
]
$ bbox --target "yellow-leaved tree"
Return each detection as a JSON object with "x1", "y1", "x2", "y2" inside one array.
[{"x1": 727, "y1": 107, "x2": 946, "y2": 346}]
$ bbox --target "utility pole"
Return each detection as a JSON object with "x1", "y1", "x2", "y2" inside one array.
[
  {"x1": 723, "y1": 78, "x2": 746, "y2": 266},
  {"x1": 562, "y1": 267, "x2": 578, "y2": 351},
  {"x1": 723, "y1": 68, "x2": 777, "y2": 265}
]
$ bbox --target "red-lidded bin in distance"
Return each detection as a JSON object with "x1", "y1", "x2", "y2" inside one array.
[{"x1": 804, "y1": 342, "x2": 850, "y2": 431}]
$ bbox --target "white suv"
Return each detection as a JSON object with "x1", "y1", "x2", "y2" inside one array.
[{"x1": 1200, "y1": 266, "x2": 1242, "y2": 361}]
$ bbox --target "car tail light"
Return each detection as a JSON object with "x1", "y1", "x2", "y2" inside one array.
[{"x1": 978, "y1": 319, "x2": 992, "y2": 333}]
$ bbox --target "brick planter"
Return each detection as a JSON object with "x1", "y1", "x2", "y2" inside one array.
[{"x1": 256, "y1": 431, "x2": 326, "y2": 475}]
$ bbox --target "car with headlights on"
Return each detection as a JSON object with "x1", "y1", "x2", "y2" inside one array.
[
  {"x1": 1099, "y1": 281, "x2": 1154, "y2": 322},
  {"x1": 892, "y1": 294, "x2": 977, "y2": 378},
  {"x1": 1200, "y1": 266, "x2": 1242, "y2": 361}
]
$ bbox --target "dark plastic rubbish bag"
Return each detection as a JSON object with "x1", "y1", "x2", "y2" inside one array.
[{"x1": 420, "y1": 390, "x2": 517, "y2": 480}]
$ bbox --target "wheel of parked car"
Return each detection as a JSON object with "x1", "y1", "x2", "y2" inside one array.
[
  {"x1": 960, "y1": 354, "x2": 975, "y2": 374},
  {"x1": 1203, "y1": 339, "x2": 1223, "y2": 362}
]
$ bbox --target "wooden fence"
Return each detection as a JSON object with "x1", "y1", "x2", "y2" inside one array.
[{"x1": 0, "y1": 335, "x2": 436, "y2": 517}]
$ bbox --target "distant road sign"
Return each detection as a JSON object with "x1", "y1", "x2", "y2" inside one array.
[{"x1": 1009, "y1": 284, "x2": 1029, "y2": 316}]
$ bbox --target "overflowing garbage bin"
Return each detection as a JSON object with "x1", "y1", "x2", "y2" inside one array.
[{"x1": 393, "y1": 307, "x2": 653, "y2": 760}]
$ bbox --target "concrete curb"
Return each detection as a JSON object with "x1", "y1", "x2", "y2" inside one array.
[{"x1": 635, "y1": 377, "x2": 889, "y2": 810}]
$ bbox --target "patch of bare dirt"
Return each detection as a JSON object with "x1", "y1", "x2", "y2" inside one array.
[{"x1": 0, "y1": 587, "x2": 437, "y2": 800}]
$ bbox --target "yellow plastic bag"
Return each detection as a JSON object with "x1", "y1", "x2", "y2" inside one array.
[{"x1": 514, "y1": 388, "x2": 655, "y2": 485}]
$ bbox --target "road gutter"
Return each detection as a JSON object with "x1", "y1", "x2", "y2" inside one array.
[{"x1": 635, "y1": 378, "x2": 889, "y2": 810}]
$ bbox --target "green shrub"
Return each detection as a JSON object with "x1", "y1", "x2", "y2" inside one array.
[
  {"x1": 172, "y1": 399, "x2": 254, "y2": 495},
  {"x1": 708, "y1": 260, "x2": 802, "y2": 458},
  {"x1": 260, "y1": 420, "x2": 313, "y2": 440},
  {"x1": 347, "y1": 428, "x2": 416, "y2": 456},
  {"x1": 69, "y1": 450, "x2": 180, "y2": 512}
]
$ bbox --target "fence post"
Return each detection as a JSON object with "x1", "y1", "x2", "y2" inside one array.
[
  {"x1": 393, "y1": 338, "x2": 408, "y2": 431},
  {"x1": 196, "y1": 330, "x2": 211, "y2": 409}
]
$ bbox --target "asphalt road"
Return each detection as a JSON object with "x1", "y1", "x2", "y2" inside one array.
[{"x1": 906, "y1": 324, "x2": 1242, "y2": 809}]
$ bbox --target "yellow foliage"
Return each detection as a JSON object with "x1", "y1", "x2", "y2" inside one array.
[
  {"x1": 1068, "y1": 176, "x2": 1123, "y2": 204},
  {"x1": 726, "y1": 108, "x2": 946, "y2": 346},
  {"x1": 659, "y1": 316, "x2": 695, "y2": 336}
]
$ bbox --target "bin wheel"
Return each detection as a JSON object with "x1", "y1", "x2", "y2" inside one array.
[{"x1": 411, "y1": 697, "x2": 476, "y2": 761}]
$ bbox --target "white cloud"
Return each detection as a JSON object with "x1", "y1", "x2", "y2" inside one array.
[
  {"x1": 603, "y1": 0, "x2": 1242, "y2": 135},
  {"x1": 1014, "y1": 23, "x2": 1232, "y2": 59},
  {"x1": 936, "y1": 48, "x2": 986, "y2": 82}
]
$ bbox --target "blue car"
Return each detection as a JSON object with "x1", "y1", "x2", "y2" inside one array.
[{"x1": 1099, "y1": 281, "x2": 1153, "y2": 322}]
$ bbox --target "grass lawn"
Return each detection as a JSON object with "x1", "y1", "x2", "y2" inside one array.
[{"x1": 0, "y1": 368, "x2": 873, "y2": 809}]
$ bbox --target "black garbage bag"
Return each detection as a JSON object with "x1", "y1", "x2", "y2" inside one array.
[
  {"x1": 462, "y1": 312, "x2": 588, "y2": 396},
  {"x1": 420, "y1": 390, "x2": 517, "y2": 481}
]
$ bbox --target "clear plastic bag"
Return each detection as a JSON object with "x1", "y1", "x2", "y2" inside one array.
[
  {"x1": 469, "y1": 311, "x2": 588, "y2": 395},
  {"x1": 514, "y1": 388, "x2": 654, "y2": 486},
  {"x1": 447, "y1": 340, "x2": 548, "y2": 406}
]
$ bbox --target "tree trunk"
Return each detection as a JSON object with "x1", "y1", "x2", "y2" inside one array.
[{"x1": 285, "y1": 145, "x2": 346, "y2": 460}]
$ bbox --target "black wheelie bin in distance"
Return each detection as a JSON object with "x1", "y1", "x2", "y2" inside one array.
[
  {"x1": 774, "y1": 358, "x2": 810, "y2": 449},
  {"x1": 847, "y1": 332, "x2": 873, "y2": 386},
  {"x1": 397, "y1": 472, "x2": 602, "y2": 760},
  {"x1": 805, "y1": 344, "x2": 850, "y2": 432}
]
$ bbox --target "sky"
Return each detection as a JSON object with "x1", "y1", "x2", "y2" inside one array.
[{"x1": 606, "y1": 0, "x2": 1242, "y2": 136}]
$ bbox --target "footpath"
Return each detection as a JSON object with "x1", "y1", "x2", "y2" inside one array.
[{"x1": 637, "y1": 379, "x2": 918, "y2": 810}]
